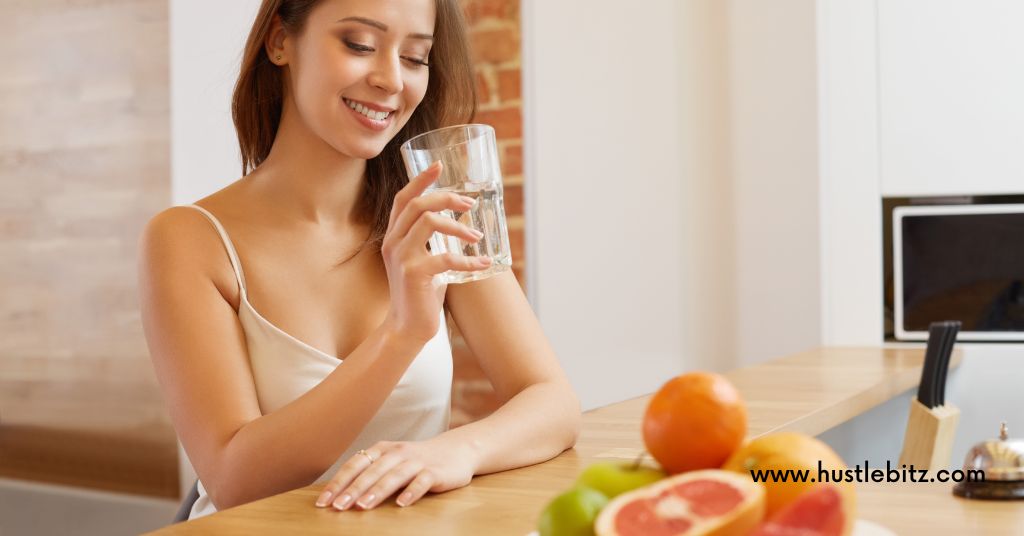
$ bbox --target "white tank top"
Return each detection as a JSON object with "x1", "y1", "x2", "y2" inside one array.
[{"x1": 185, "y1": 205, "x2": 453, "y2": 520}]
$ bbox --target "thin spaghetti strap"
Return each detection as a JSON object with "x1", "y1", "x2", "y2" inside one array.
[{"x1": 184, "y1": 205, "x2": 248, "y2": 294}]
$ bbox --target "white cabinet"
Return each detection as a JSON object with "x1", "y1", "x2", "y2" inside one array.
[{"x1": 878, "y1": 0, "x2": 1024, "y2": 196}]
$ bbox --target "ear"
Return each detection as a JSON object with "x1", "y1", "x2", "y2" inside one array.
[{"x1": 264, "y1": 15, "x2": 289, "y2": 65}]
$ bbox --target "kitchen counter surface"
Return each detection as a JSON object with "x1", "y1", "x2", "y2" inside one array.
[{"x1": 148, "y1": 347, "x2": 1022, "y2": 535}]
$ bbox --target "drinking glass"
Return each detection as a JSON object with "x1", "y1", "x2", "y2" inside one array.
[{"x1": 400, "y1": 124, "x2": 512, "y2": 284}]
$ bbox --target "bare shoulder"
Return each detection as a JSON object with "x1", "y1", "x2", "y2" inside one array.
[
  {"x1": 140, "y1": 205, "x2": 224, "y2": 266},
  {"x1": 139, "y1": 205, "x2": 240, "y2": 306}
]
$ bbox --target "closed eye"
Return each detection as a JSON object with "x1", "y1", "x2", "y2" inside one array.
[
  {"x1": 345, "y1": 41, "x2": 429, "y2": 67},
  {"x1": 345, "y1": 41, "x2": 374, "y2": 53}
]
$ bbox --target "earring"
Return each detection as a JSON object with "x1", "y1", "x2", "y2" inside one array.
[{"x1": 276, "y1": 55, "x2": 282, "y2": 61}]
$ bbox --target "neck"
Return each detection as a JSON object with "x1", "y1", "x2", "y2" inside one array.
[{"x1": 248, "y1": 96, "x2": 368, "y2": 228}]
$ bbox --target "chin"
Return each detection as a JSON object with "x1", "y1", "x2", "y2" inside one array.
[{"x1": 336, "y1": 139, "x2": 389, "y2": 161}]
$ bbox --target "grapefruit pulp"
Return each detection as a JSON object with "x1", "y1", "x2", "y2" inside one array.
[
  {"x1": 594, "y1": 469, "x2": 765, "y2": 536},
  {"x1": 751, "y1": 484, "x2": 847, "y2": 536}
]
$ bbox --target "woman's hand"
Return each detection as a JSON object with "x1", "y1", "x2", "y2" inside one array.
[
  {"x1": 315, "y1": 436, "x2": 478, "y2": 510},
  {"x1": 381, "y1": 161, "x2": 492, "y2": 343}
]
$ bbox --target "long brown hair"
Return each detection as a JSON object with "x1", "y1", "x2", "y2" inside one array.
[{"x1": 232, "y1": 0, "x2": 477, "y2": 252}]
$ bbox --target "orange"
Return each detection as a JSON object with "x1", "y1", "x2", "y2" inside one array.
[
  {"x1": 595, "y1": 469, "x2": 766, "y2": 536},
  {"x1": 642, "y1": 372, "x2": 747, "y2": 474},
  {"x1": 722, "y1": 432, "x2": 856, "y2": 536}
]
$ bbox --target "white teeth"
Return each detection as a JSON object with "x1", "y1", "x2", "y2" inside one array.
[{"x1": 346, "y1": 99, "x2": 390, "y2": 121}]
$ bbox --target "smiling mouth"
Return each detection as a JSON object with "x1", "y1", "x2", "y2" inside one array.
[{"x1": 342, "y1": 98, "x2": 393, "y2": 121}]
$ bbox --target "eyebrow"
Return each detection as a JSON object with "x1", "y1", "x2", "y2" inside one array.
[{"x1": 337, "y1": 16, "x2": 434, "y2": 41}]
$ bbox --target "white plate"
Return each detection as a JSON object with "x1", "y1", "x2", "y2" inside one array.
[
  {"x1": 525, "y1": 519, "x2": 895, "y2": 536},
  {"x1": 854, "y1": 519, "x2": 897, "y2": 536}
]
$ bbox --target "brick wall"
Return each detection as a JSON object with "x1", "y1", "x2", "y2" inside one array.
[{"x1": 449, "y1": 0, "x2": 524, "y2": 428}]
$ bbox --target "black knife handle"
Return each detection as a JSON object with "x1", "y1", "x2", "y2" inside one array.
[
  {"x1": 918, "y1": 323, "x2": 945, "y2": 408},
  {"x1": 934, "y1": 321, "x2": 961, "y2": 406}
]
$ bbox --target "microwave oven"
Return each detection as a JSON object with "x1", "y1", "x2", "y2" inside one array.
[{"x1": 893, "y1": 203, "x2": 1024, "y2": 341}]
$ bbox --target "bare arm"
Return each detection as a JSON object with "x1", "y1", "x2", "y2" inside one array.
[
  {"x1": 442, "y1": 269, "x2": 582, "y2": 475},
  {"x1": 314, "y1": 269, "x2": 581, "y2": 511},
  {"x1": 314, "y1": 373, "x2": 579, "y2": 512},
  {"x1": 139, "y1": 208, "x2": 425, "y2": 510}
]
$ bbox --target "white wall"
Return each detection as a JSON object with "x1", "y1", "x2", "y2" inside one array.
[
  {"x1": 675, "y1": 1, "x2": 738, "y2": 373},
  {"x1": 525, "y1": 0, "x2": 687, "y2": 411},
  {"x1": 878, "y1": 0, "x2": 1024, "y2": 197},
  {"x1": 525, "y1": 0, "x2": 828, "y2": 411},
  {"x1": 170, "y1": 0, "x2": 259, "y2": 205},
  {"x1": 816, "y1": 0, "x2": 883, "y2": 345},
  {"x1": 726, "y1": 0, "x2": 823, "y2": 365}
]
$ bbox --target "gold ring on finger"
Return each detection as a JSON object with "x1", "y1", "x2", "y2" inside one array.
[{"x1": 357, "y1": 449, "x2": 376, "y2": 464}]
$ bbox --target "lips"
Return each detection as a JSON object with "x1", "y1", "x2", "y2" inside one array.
[
  {"x1": 342, "y1": 97, "x2": 395, "y2": 132},
  {"x1": 343, "y1": 97, "x2": 396, "y2": 114}
]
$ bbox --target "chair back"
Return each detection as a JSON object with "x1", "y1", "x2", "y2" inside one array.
[{"x1": 172, "y1": 480, "x2": 200, "y2": 523}]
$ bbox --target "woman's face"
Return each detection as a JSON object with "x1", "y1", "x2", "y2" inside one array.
[{"x1": 281, "y1": 0, "x2": 435, "y2": 160}]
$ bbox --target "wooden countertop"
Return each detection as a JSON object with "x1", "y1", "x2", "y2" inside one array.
[{"x1": 148, "y1": 347, "x2": 1022, "y2": 535}]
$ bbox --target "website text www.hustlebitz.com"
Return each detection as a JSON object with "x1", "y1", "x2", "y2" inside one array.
[{"x1": 749, "y1": 460, "x2": 985, "y2": 484}]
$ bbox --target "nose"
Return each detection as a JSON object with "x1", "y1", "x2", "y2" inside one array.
[{"x1": 367, "y1": 52, "x2": 403, "y2": 95}]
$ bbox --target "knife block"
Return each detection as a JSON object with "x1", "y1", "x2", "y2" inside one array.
[{"x1": 899, "y1": 399, "x2": 961, "y2": 471}]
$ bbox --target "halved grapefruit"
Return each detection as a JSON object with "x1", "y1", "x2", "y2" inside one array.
[
  {"x1": 750, "y1": 484, "x2": 846, "y2": 536},
  {"x1": 594, "y1": 469, "x2": 765, "y2": 536},
  {"x1": 721, "y1": 432, "x2": 856, "y2": 534}
]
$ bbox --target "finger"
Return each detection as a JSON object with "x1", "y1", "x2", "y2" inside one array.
[
  {"x1": 401, "y1": 211, "x2": 482, "y2": 255},
  {"x1": 396, "y1": 470, "x2": 437, "y2": 507},
  {"x1": 356, "y1": 461, "x2": 423, "y2": 510},
  {"x1": 391, "y1": 190, "x2": 476, "y2": 242},
  {"x1": 389, "y1": 161, "x2": 444, "y2": 231},
  {"x1": 315, "y1": 447, "x2": 385, "y2": 508},
  {"x1": 414, "y1": 252, "x2": 493, "y2": 276},
  {"x1": 332, "y1": 454, "x2": 404, "y2": 511}
]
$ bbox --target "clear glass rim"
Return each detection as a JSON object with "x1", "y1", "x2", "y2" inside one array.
[{"x1": 400, "y1": 123, "x2": 495, "y2": 153}]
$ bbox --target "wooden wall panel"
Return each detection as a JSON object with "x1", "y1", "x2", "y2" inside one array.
[{"x1": 0, "y1": 0, "x2": 177, "y2": 497}]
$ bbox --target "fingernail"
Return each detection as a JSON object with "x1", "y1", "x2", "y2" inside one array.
[
  {"x1": 332, "y1": 493, "x2": 353, "y2": 510},
  {"x1": 316, "y1": 490, "x2": 333, "y2": 507},
  {"x1": 459, "y1": 195, "x2": 475, "y2": 206},
  {"x1": 397, "y1": 492, "x2": 412, "y2": 507},
  {"x1": 356, "y1": 493, "x2": 376, "y2": 509},
  {"x1": 470, "y1": 229, "x2": 484, "y2": 239},
  {"x1": 477, "y1": 256, "x2": 492, "y2": 266}
]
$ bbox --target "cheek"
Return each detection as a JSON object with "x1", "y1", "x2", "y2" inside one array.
[
  {"x1": 295, "y1": 74, "x2": 329, "y2": 112},
  {"x1": 291, "y1": 45, "x2": 357, "y2": 101},
  {"x1": 405, "y1": 74, "x2": 430, "y2": 111}
]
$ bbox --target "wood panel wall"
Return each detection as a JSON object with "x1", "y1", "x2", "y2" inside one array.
[{"x1": 0, "y1": 0, "x2": 177, "y2": 497}]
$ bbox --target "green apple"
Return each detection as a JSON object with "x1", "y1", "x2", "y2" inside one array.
[
  {"x1": 575, "y1": 461, "x2": 666, "y2": 499},
  {"x1": 537, "y1": 485, "x2": 608, "y2": 536}
]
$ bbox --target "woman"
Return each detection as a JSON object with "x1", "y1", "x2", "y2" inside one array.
[{"x1": 138, "y1": 0, "x2": 580, "y2": 519}]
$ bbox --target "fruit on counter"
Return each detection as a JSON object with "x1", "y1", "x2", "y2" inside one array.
[
  {"x1": 721, "y1": 432, "x2": 855, "y2": 535},
  {"x1": 643, "y1": 372, "x2": 748, "y2": 474},
  {"x1": 576, "y1": 461, "x2": 667, "y2": 499},
  {"x1": 594, "y1": 469, "x2": 765, "y2": 536},
  {"x1": 749, "y1": 484, "x2": 846, "y2": 536},
  {"x1": 538, "y1": 485, "x2": 609, "y2": 536}
]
